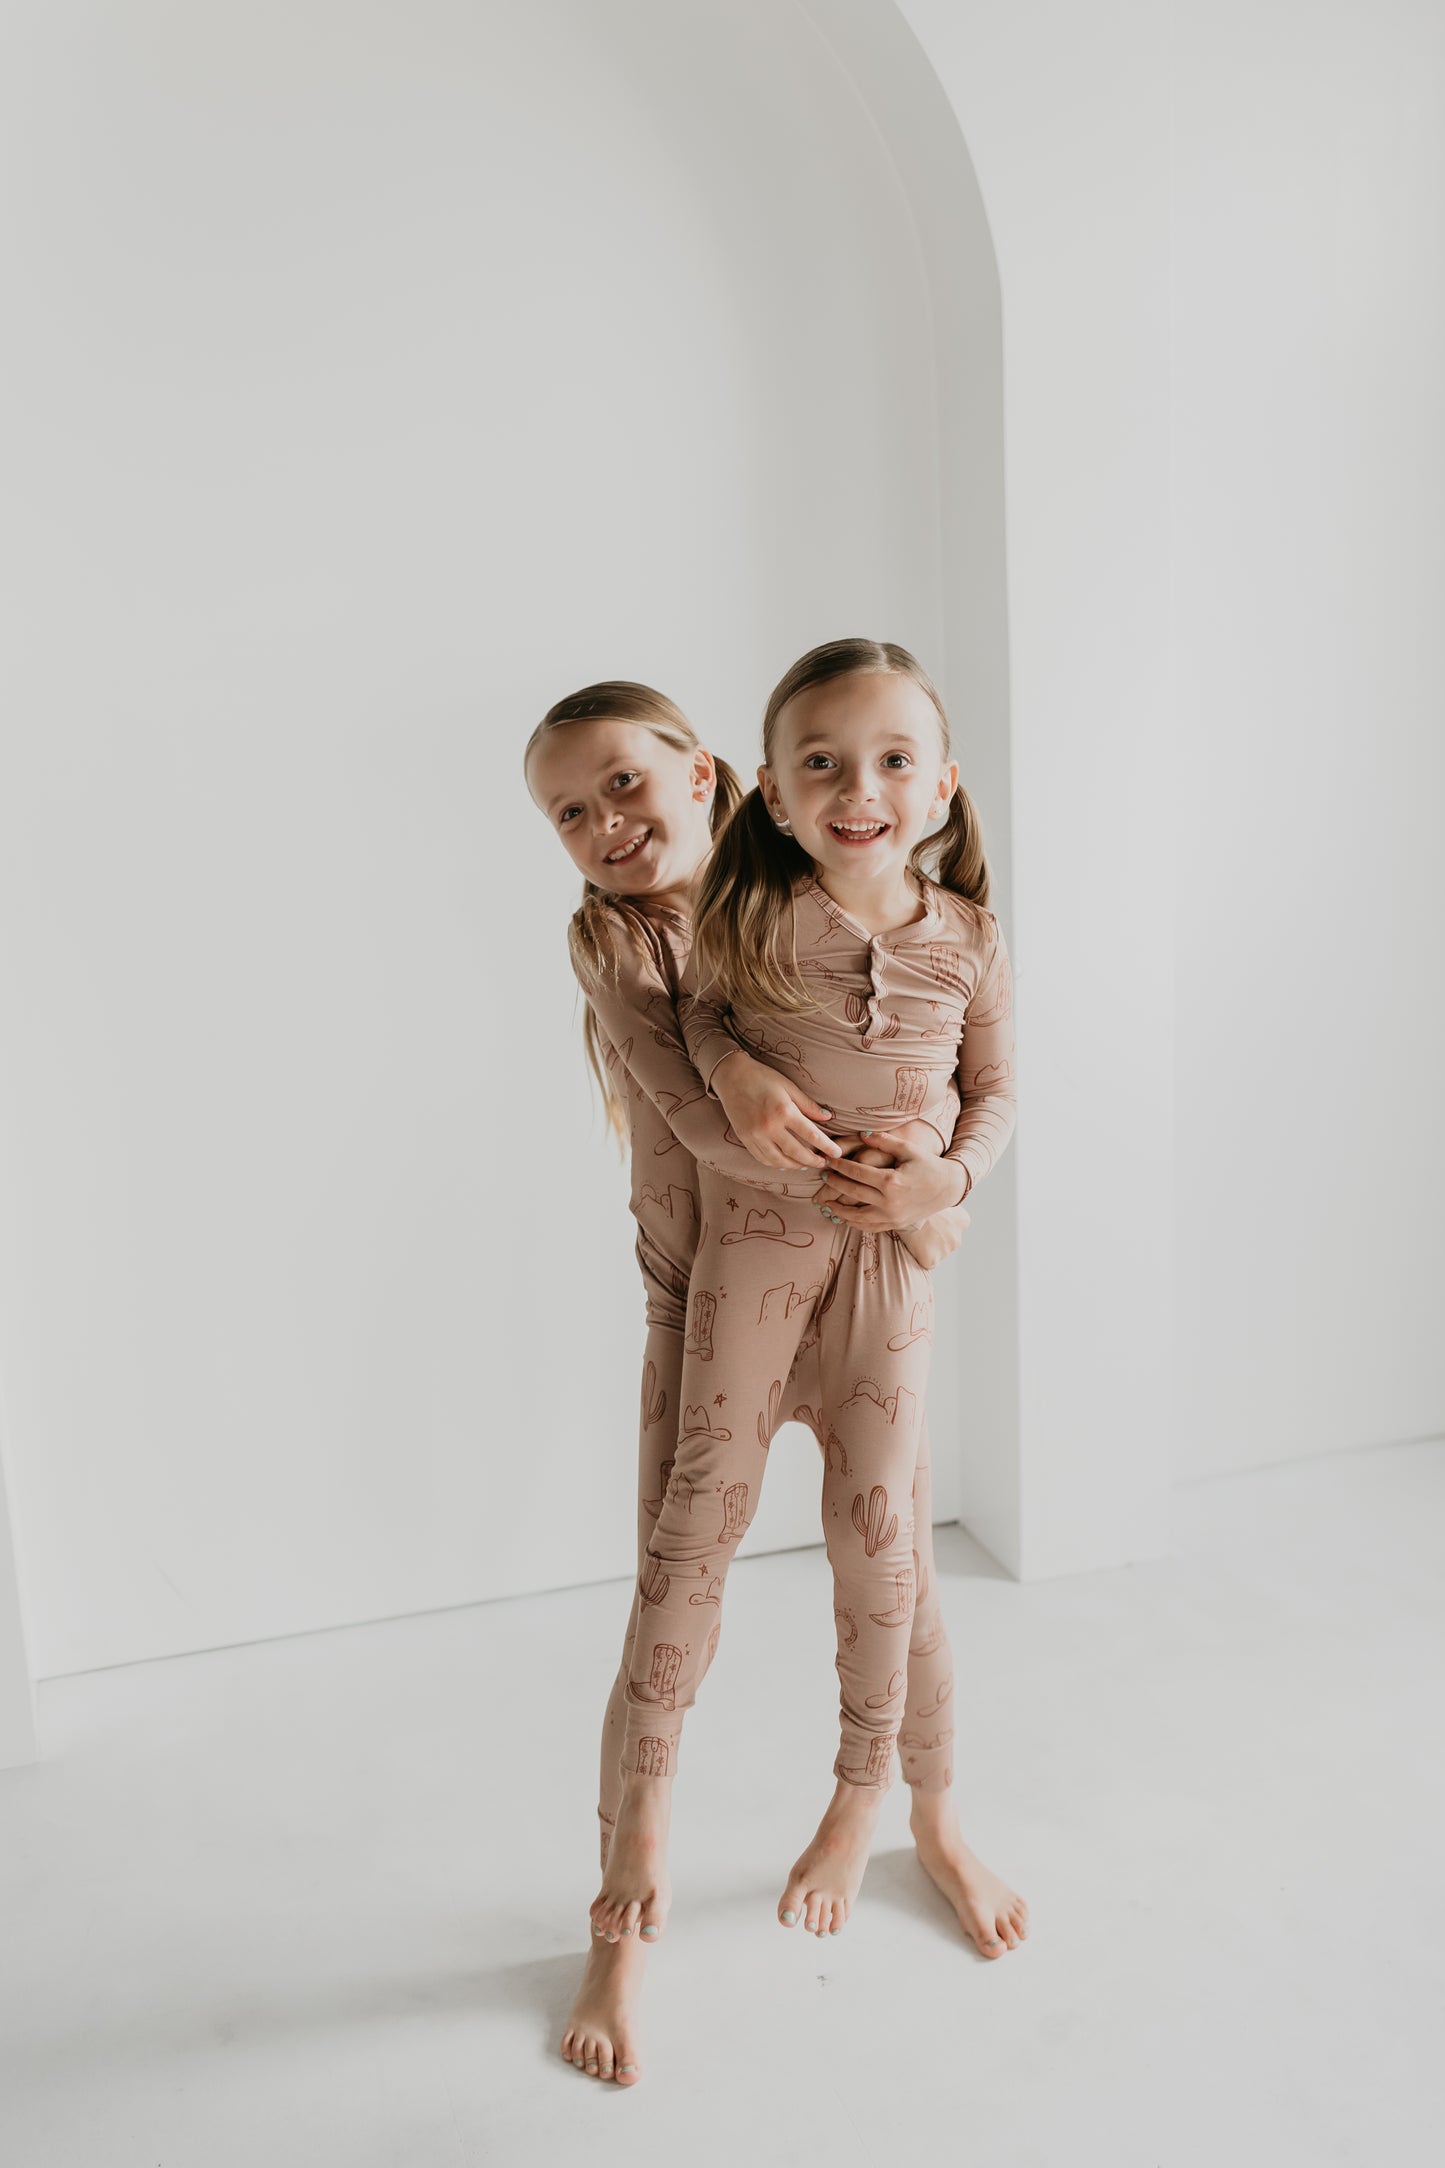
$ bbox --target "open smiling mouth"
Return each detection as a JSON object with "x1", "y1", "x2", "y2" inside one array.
[
  {"x1": 827, "y1": 820, "x2": 890, "y2": 843},
  {"x1": 603, "y1": 828, "x2": 653, "y2": 866}
]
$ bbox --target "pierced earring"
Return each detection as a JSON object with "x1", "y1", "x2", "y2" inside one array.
[{"x1": 773, "y1": 815, "x2": 793, "y2": 835}]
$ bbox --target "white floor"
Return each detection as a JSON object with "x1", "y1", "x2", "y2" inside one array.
[{"x1": 2, "y1": 1438, "x2": 1442, "y2": 2168}]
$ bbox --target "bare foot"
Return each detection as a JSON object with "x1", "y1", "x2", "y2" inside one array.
[
  {"x1": 559, "y1": 1933, "x2": 645, "y2": 2086},
  {"x1": 776, "y1": 1778, "x2": 886, "y2": 1937},
  {"x1": 590, "y1": 1774, "x2": 672, "y2": 1945},
  {"x1": 909, "y1": 1792, "x2": 1029, "y2": 1957}
]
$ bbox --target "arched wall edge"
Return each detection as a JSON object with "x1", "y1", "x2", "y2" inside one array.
[{"x1": 798, "y1": 0, "x2": 1023, "y2": 1574}]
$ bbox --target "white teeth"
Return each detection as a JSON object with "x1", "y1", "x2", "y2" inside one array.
[
  {"x1": 604, "y1": 831, "x2": 650, "y2": 864},
  {"x1": 831, "y1": 821, "x2": 886, "y2": 836}
]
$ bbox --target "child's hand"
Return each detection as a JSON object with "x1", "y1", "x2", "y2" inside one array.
[
  {"x1": 813, "y1": 1123, "x2": 966, "y2": 1230},
  {"x1": 896, "y1": 1204, "x2": 971, "y2": 1272},
  {"x1": 710, "y1": 1048, "x2": 842, "y2": 1171}
]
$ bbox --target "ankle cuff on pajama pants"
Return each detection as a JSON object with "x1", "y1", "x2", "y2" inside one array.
[
  {"x1": 833, "y1": 1736, "x2": 898, "y2": 1791},
  {"x1": 900, "y1": 1739, "x2": 954, "y2": 1794}
]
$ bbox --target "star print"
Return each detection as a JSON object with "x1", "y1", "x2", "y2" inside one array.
[
  {"x1": 714, "y1": 1393, "x2": 727, "y2": 1408},
  {"x1": 725, "y1": 1196, "x2": 739, "y2": 1211}
]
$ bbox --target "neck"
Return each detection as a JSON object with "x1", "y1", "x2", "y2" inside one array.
[{"x1": 812, "y1": 855, "x2": 925, "y2": 935}]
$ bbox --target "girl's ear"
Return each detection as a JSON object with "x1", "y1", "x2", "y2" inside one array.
[
  {"x1": 757, "y1": 764, "x2": 785, "y2": 820},
  {"x1": 933, "y1": 760, "x2": 960, "y2": 815},
  {"x1": 691, "y1": 746, "x2": 717, "y2": 802}
]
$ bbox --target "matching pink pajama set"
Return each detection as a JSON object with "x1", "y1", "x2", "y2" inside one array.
[{"x1": 581, "y1": 875, "x2": 1015, "y2": 1849}]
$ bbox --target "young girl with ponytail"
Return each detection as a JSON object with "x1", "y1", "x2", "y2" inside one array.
[
  {"x1": 580, "y1": 640, "x2": 1025, "y2": 1991},
  {"x1": 525, "y1": 675, "x2": 1017, "y2": 2091}
]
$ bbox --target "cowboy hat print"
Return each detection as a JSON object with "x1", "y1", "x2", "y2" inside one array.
[
  {"x1": 887, "y1": 1300, "x2": 934, "y2": 1351},
  {"x1": 722, "y1": 1207, "x2": 814, "y2": 1247},
  {"x1": 679, "y1": 1404, "x2": 732, "y2": 1444}
]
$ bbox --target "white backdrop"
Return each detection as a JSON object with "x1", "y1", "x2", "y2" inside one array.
[
  {"x1": 0, "y1": 0, "x2": 982, "y2": 1679},
  {"x1": 2, "y1": 0, "x2": 1440, "y2": 1701},
  {"x1": 1168, "y1": 0, "x2": 1445, "y2": 1479}
]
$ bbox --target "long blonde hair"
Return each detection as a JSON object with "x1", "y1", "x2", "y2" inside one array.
[
  {"x1": 525, "y1": 681, "x2": 745, "y2": 1140},
  {"x1": 692, "y1": 639, "x2": 991, "y2": 1018}
]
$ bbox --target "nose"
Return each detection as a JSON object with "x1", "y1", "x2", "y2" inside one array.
[
  {"x1": 590, "y1": 801, "x2": 624, "y2": 837},
  {"x1": 837, "y1": 765, "x2": 878, "y2": 806}
]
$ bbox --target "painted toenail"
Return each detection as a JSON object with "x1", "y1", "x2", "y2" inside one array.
[
  {"x1": 641, "y1": 1925, "x2": 659, "y2": 1938},
  {"x1": 829, "y1": 1927, "x2": 840, "y2": 1935},
  {"x1": 782, "y1": 1909, "x2": 796, "y2": 1922},
  {"x1": 621, "y1": 2064, "x2": 638, "y2": 2073}
]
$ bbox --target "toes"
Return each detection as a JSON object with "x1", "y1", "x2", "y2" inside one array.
[
  {"x1": 597, "y1": 2046, "x2": 616, "y2": 2081},
  {"x1": 619, "y1": 1898, "x2": 642, "y2": 1939},
  {"x1": 638, "y1": 1898, "x2": 665, "y2": 1943},
  {"x1": 616, "y1": 2060, "x2": 641, "y2": 2087},
  {"x1": 830, "y1": 1898, "x2": 848, "y2": 1936},
  {"x1": 778, "y1": 1877, "x2": 806, "y2": 1928}
]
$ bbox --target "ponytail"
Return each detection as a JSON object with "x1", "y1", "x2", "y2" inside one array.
[
  {"x1": 909, "y1": 780, "x2": 990, "y2": 910},
  {"x1": 691, "y1": 786, "x2": 814, "y2": 1017}
]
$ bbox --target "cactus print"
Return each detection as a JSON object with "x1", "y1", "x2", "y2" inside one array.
[
  {"x1": 852, "y1": 1485, "x2": 899, "y2": 1558},
  {"x1": 581, "y1": 880, "x2": 1015, "y2": 1816}
]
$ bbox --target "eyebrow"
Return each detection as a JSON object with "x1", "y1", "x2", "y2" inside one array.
[{"x1": 789, "y1": 731, "x2": 930, "y2": 751}]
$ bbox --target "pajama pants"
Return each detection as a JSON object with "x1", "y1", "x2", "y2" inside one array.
[{"x1": 603, "y1": 1170, "x2": 946, "y2": 1826}]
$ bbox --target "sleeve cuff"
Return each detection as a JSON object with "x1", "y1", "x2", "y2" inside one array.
[{"x1": 688, "y1": 1028, "x2": 745, "y2": 1092}]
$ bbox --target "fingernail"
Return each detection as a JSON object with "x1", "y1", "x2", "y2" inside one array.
[
  {"x1": 781, "y1": 1909, "x2": 796, "y2": 1923},
  {"x1": 640, "y1": 1924, "x2": 659, "y2": 1938}
]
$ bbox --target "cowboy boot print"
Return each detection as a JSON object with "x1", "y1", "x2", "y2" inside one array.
[
  {"x1": 836, "y1": 1734, "x2": 896, "y2": 1788},
  {"x1": 891, "y1": 1066, "x2": 928, "y2": 1116},
  {"x1": 635, "y1": 1736, "x2": 671, "y2": 1777},
  {"x1": 643, "y1": 1456, "x2": 674, "y2": 1519},
  {"x1": 638, "y1": 1555, "x2": 670, "y2": 1608},
  {"x1": 626, "y1": 1641, "x2": 682, "y2": 1711},
  {"x1": 852, "y1": 1485, "x2": 899, "y2": 1559},
  {"x1": 685, "y1": 1288, "x2": 716, "y2": 1361},
  {"x1": 757, "y1": 1379, "x2": 782, "y2": 1453},
  {"x1": 869, "y1": 1567, "x2": 916, "y2": 1628},
  {"x1": 717, "y1": 1481, "x2": 748, "y2": 1544}
]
